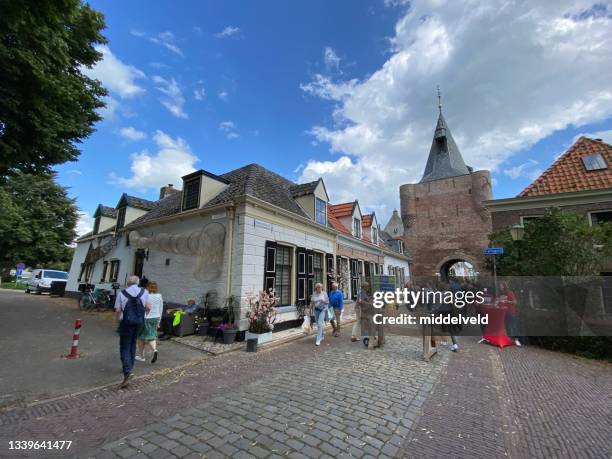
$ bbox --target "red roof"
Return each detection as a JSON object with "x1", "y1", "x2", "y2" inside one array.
[
  {"x1": 519, "y1": 137, "x2": 612, "y2": 197},
  {"x1": 362, "y1": 214, "x2": 373, "y2": 228},
  {"x1": 327, "y1": 207, "x2": 351, "y2": 235},
  {"x1": 328, "y1": 202, "x2": 355, "y2": 217}
]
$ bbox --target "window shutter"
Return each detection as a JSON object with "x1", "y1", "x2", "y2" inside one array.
[
  {"x1": 326, "y1": 254, "x2": 334, "y2": 292},
  {"x1": 264, "y1": 241, "x2": 277, "y2": 292},
  {"x1": 296, "y1": 247, "x2": 307, "y2": 301}
]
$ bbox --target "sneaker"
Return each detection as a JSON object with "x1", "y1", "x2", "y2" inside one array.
[
  {"x1": 451, "y1": 343, "x2": 459, "y2": 352},
  {"x1": 315, "y1": 339, "x2": 321, "y2": 346},
  {"x1": 515, "y1": 339, "x2": 522, "y2": 347},
  {"x1": 135, "y1": 355, "x2": 146, "y2": 362},
  {"x1": 151, "y1": 350, "x2": 158, "y2": 363},
  {"x1": 351, "y1": 337, "x2": 358, "y2": 342},
  {"x1": 120, "y1": 373, "x2": 132, "y2": 388}
]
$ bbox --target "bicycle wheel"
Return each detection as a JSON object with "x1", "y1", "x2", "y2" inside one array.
[{"x1": 79, "y1": 294, "x2": 93, "y2": 310}]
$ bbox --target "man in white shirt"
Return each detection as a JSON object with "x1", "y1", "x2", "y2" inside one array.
[{"x1": 115, "y1": 275, "x2": 151, "y2": 387}]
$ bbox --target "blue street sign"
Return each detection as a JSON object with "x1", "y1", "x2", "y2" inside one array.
[{"x1": 484, "y1": 247, "x2": 504, "y2": 255}]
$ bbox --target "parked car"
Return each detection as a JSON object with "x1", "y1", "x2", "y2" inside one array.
[{"x1": 26, "y1": 269, "x2": 68, "y2": 295}]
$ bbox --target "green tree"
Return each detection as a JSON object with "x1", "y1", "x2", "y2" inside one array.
[
  {"x1": 0, "y1": 173, "x2": 78, "y2": 272},
  {"x1": 0, "y1": 0, "x2": 107, "y2": 177},
  {"x1": 489, "y1": 208, "x2": 612, "y2": 276}
]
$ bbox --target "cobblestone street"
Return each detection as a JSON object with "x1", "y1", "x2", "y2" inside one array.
[{"x1": 1, "y1": 331, "x2": 611, "y2": 458}]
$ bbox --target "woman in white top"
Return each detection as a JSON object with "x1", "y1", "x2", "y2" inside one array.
[
  {"x1": 310, "y1": 282, "x2": 330, "y2": 346},
  {"x1": 136, "y1": 281, "x2": 163, "y2": 363}
]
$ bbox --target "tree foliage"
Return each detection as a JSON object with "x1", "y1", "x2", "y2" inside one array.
[
  {"x1": 0, "y1": 173, "x2": 77, "y2": 272},
  {"x1": 0, "y1": 0, "x2": 107, "y2": 177},
  {"x1": 489, "y1": 208, "x2": 612, "y2": 276}
]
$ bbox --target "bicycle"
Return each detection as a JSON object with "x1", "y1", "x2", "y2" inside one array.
[{"x1": 78, "y1": 286, "x2": 112, "y2": 311}]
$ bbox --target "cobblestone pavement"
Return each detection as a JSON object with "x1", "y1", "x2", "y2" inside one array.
[
  {"x1": 2, "y1": 331, "x2": 611, "y2": 458},
  {"x1": 401, "y1": 339, "x2": 612, "y2": 459},
  {"x1": 92, "y1": 336, "x2": 447, "y2": 459}
]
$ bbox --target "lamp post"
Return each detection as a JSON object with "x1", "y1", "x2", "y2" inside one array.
[
  {"x1": 510, "y1": 223, "x2": 525, "y2": 277},
  {"x1": 510, "y1": 224, "x2": 525, "y2": 242}
]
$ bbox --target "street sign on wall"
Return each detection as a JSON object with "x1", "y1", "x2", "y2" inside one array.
[{"x1": 483, "y1": 247, "x2": 504, "y2": 256}]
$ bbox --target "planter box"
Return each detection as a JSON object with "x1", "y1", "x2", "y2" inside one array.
[{"x1": 245, "y1": 331, "x2": 273, "y2": 344}]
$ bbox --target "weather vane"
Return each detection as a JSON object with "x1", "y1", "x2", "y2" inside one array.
[{"x1": 437, "y1": 85, "x2": 442, "y2": 114}]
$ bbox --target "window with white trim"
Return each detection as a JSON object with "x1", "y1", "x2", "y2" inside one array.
[
  {"x1": 315, "y1": 198, "x2": 327, "y2": 225},
  {"x1": 353, "y1": 218, "x2": 361, "y2": 238}
]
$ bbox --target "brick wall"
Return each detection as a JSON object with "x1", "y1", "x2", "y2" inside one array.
[
  {"x1": 400, "y1": 170, "x2": 492, "y2": 277},
  {"x1": 491, "y1": 201, "x2": 612, "y2": 231}
]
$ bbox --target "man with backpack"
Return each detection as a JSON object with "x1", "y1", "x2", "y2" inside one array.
[{"x1": 114, "y1": 275, "x2": 151, "y2": 388}]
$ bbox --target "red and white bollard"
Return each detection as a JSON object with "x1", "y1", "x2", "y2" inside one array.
[{"x1": 66, "y1": 319, "x2": 82, "y2": 359}]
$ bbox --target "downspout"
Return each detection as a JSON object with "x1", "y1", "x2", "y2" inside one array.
[{"x1": 225, "y1": 206, "x2": 235, "y2": 299}]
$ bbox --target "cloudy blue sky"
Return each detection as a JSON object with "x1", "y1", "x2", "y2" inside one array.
[{"x1": 57, "y1": 0, "x2": 612, "y2": 235}]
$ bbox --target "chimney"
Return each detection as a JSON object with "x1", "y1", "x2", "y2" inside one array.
[{"x1": 159, "y1": 184, "x2": 175, "y2": 199}]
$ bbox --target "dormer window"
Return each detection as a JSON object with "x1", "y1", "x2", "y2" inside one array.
[
  {"x1": 353, "y1": 218, "x2": 361, "y2": 238},
  {"x1": 315, "y1": 198, "x2": 327, "y2": 225},
  {"x1": 581, "y1": 153, "x2": 607, "y2": 171},
  {"x1": 116, "y1": 207, "x2": 126, "y2": 229},
  {"x1": 398, "y1": 240, "x2": 404, "y2": 254},
  {"x1": 182, "y1": 177, "x2": 201, "y2": 211}
]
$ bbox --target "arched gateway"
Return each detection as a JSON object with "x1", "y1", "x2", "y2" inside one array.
[{"x1": 399, "y1": 100, "x2": 492, "y2": 281}]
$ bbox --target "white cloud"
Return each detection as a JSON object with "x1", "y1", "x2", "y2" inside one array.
[
  {"x1": 129, "y1": 29, "x2": 146, "y2": 37},
  {"x1": 150, "y1": 31, "x2": 184, "y2": 57},
  {"x1": 324, "y1": 47, "x2": 341, "y2": 71},
  {"x1": 218, "y1": 89, "x2": 229, "y2": 101},
  {"x1": 219, "y1": 121, "x2": 240, "y2": 140},
  {"x1": 152, "y1": 76, "x2": 188, "y2": 119},
  {"x1": 119, "y1": 126, "x2": 147, "y2": 141},
  {"x1": 574, "y1": 129, "x2": 612, "y2": 145},
  {"x1": 215, "y1": 26, "x2": 240, "y2": 38},
  {"x1": 67, "y1": 169, "x2": 82, "y2": 176},
  {"x1": 193, "y1": 83, "x2": 206, "y2": 101},
  {"x1": 84, "y1": 45, "x2": 145, "y2": 98},
  {"x1": 76, "y1": 211, "x2": 94, "y2": 236},
  {"x1": 111, "y1": 130, "x2": 199, "y2": 191},
  {"x1": 300, "y1": 0, "x2": 612, "y2": 221},
  {"x1": 503, "y1": 160, "x2": 543, "y2": 181}
]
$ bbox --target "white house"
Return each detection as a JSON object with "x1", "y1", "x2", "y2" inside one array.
[{"x1": 67, "y1": 163, "x2": 411, "y2": 330}]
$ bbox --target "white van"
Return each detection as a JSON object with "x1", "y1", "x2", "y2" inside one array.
[{"x1": 26, "y1": 269, "x2": 68, "y2": 295}]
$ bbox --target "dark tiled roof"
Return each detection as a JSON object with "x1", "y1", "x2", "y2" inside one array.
[
  {"x1": 117, "y1": 193, "x2": 156, "y2": 211},
  {"x1": 290, "y1": 180, "x2": 319, "y2": 198},
  {"x1": 94, "y1": 205, "x2": 117, "y2": 218},
  {"x1": 128, "y1": 163, "x2": 310, "y2": 227},
  {"x1": 421, "y1": 112, "x2": 470, "y2": 183},
  {"x1": 519, "y1": 137, "x2": 612, "y2": 196}
]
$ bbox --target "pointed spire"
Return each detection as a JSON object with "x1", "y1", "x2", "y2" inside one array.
[{"x1": 420, "y1": 92, "x2": 470, "y2": 183}]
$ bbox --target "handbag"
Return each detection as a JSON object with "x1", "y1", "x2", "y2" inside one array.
[{"x1": 326, "y1": 307, "x2": 335, "y2": 321}]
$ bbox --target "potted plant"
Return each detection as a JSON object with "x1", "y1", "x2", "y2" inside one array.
[
  {"x1": 221, "y1": 296, "x2": 239, "y2": 344},
  {"x1": 245, "y1": 290, "x2": 278, "y2": 346}
]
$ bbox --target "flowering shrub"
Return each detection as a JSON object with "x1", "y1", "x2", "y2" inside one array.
[{"x1": 246, "y1": 290, "x2": 278, "y2": 334}]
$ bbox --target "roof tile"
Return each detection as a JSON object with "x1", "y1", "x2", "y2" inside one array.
[{"x1": 519, "y1": 137, "x2": 612, "y2": 196}]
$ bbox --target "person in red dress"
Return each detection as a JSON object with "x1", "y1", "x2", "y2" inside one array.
[{"x1": 497, "y1": 282, "x2": 521, "y2": 346}]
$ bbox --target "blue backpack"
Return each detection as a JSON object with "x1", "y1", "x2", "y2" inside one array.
[{"x1": 121, "y1": 288, "x2": 145, "y2": 326}]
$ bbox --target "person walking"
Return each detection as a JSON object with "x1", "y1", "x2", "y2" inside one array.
[
  {"x1": 136, "y1": 281, "x2": 163, "y2": 363},
  {"x1": 115, "y1": 275, "x2": 151, "y2": 388},
  {"x1": 499, "y1": 281, "x2": 521, "y2": 346},
  {"x1": 328, "y1": 282, "x2": 344, "y2": 337},
  {"x1": 310, "y1": 282, "x2": 329, "y2": 346}
]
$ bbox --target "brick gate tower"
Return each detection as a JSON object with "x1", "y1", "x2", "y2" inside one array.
[{"x1": 400, "y1": 99, "x2": 492, "y2": 279}]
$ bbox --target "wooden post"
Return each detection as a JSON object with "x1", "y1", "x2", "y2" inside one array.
[{"x1": 423, "y1": 323, "x2": 437, "y2": 361}]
